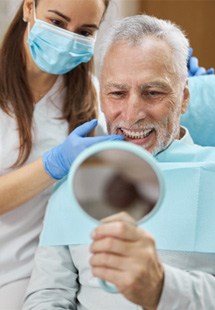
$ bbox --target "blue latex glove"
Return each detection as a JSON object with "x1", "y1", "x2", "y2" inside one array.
[
  {"x1": 42, "y1": 119, "x2": 124, "y2": 180},
  {"x1": 188, "y1": 48, "x2": 214, "y2": 77}
]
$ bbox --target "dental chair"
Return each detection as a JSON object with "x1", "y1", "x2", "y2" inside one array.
[{"x1": 181, "y1": 75, "x2": 215, "y2": 146}]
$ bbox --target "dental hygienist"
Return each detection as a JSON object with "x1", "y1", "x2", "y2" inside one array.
[{"x1": 0, "y1": 0, "x2": 124, "y2": 308}]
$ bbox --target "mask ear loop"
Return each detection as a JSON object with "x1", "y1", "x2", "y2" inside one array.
[
  {"x1": 27, "y1": 0, "x2": 37, "y2": 34},
  {"x1": 33, "y1": 0, "x2": 37, "y2": 22}
]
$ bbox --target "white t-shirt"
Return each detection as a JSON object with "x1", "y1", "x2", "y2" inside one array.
[{"x1": 0, "y1": 76, "x2": 68, "y2": 288}]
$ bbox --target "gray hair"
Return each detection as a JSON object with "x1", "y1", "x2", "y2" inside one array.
[{"x1": 99, "y1": 14, "x2": 189, "y2": 82}]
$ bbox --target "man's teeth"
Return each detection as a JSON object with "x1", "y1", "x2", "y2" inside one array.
[{"x1": 121, "y1": 128, "x2": 153, "y2": 139}]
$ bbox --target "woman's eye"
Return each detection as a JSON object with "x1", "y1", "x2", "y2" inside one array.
[
  {"x1": 50, "y1": 19, "x2": 64, "y2": 28},
  {"x1": 79, "y1": 30, "x2": 93, "y2": 37}
]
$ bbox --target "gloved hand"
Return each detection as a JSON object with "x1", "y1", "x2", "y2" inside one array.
[
  {"x1": 42, "y1": 119, "x2": 124, "y2": 180},
  {"x1": 188, "y1": 47, "x2": 214, "y2": 77}
]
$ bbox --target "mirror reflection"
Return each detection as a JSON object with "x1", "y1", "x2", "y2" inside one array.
[{"x1": 73, "y1": 149, "x2": 160, "y2": 222}]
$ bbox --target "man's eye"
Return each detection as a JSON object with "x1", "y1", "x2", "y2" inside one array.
[
  {"x1": 143, "y1": 90, "x2": 163, "y2": 97},
  {"x1": 149, "y1": 91, "x2": 161, "y2": 96},
  {"x1": 110, "y1": 91, "x2": 126, "y2": 98}
]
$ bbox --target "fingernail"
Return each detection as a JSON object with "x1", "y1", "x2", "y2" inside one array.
[{"x1": 90, "y1": 119, "x2": 98, "y2": 124}]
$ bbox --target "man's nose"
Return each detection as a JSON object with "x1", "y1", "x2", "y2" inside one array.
[{"x1": 123, "y1": 94, "x2": 146, "y2": 122}]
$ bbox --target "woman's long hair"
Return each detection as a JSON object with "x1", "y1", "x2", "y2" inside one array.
[{"x1": 0, "y1": 0, "x2": 109, "y2": 167}]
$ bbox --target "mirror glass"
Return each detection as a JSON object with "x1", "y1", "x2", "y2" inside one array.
[{"x1": 72, "y1": 148, "x2": 161, "y2": 223}]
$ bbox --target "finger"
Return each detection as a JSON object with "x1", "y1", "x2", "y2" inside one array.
[
  {"x1": 91, "y1": 229, "x2": 155, "y2": 258},
  {"x1": 195, "y1": 67, "x2": 206, "y2": 76},
  {"x1": 90, "y1": 236, "x2": 131, "y2": 255},
  {"x1": 90, "y1": 252, "x2": 127, "y2": 270},
  {"x1": 81, "y1": 134, "x2": 124, "y2": 148},
  {"x1": 206, "y1": 68, "x2": 214, "y2": 75},
  {"x1": 188, "y1": 47, "x2": 193, "y2": 59},
  {"x1": 87, "y1": 134, "x2": 125, "y2": 143},
  {"x1": 188, "y1": 56, "x2": 198, "y2": 74},
  {"x1": 73, "y1": 119, "x2": 97, "y2": 136},
  {"x1": 101, "y1": 212, "x2": 136, "y2": 225},
  {"x1": 90, "y1": 254, "x2": 145, "y2": 284},
  {"x1": 91, "y1": 220, "x2": 139, "y2": 241},
  {"x1": 91, "y1": 266, "x2": 129, "y2": 292}
]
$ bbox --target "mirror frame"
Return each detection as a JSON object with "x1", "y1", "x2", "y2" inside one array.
[{"x1": 68, "y1": 141, "x2": 165, "y2": 225}]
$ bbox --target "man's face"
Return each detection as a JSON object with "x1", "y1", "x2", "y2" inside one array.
[{"x1": 100, "y1": 38, "x2": 189, "y2": 155}]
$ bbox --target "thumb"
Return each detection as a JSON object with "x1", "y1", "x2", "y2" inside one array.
[
  {"x1": 188, "y1": 47, "x2": 193, "y2": 60},
  {"x1": 189, "y1": 57, "x2": 198, "y2": 74},
  {"x1": 73, "y1": 119, "x2": 98, "y2": 137},
  {"x1": 206, "y1": 68, "x2": 214, "y2": 75}
]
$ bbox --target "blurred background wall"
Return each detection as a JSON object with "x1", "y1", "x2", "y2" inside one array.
[
  {"x1": 0, "y1": 0, "x2": 21, "y2": 36},
  {"x1": 0, "y1": 0, "x2": 138, "y2": 41},
  {"x1": 0, "y1": 0, "x2": 214, "y2": 70},
  {"x1": 139, "y1": 0, "x2": 215, "y2": 70}
]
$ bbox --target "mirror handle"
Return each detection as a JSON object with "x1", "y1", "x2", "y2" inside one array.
[{"x1": 98, "y1": 279, "x2": 118, "y2": 293}]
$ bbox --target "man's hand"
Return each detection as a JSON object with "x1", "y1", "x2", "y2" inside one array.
[{"x1": 90, "y1": 212, "x2": 164, "y2": 310}]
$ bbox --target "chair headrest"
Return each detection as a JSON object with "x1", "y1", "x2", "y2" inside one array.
[{"x1": 181, "y1": 75, "x2": 215, "y2": 146}]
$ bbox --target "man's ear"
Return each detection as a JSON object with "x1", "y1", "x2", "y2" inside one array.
[
  {"x1": 23, "y1": 0, "x2": 34, "y2": 22},
  {"x1": 181, "y1": 79, "x2": 190, "y2": 114}
]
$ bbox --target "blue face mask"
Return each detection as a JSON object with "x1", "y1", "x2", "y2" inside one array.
[{"x1": 27, "y1": 5, "x2": 95, "y2": 75}]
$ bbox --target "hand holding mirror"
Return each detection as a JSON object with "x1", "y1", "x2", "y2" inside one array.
[{"x1": 68, "y1": 141, "x2": 164, "y2": 292}]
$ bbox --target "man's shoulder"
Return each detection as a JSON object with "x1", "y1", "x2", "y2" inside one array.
[
  {"x1": 186, "y1": 143, "x2": 215, "y2": 163},
  {"x1": 156, "y1": 140, "x2": 215, "y2": 163}
]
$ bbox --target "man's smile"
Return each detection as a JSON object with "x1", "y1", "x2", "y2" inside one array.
[
  {"x1": 117, "y1": 127, "x2": 155, "y2": 147},
  {"x1": 119, "y1": 127, "x2": 154, "y2": 139}
]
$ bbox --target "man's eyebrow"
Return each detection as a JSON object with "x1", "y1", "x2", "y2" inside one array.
[
  {"x1": 48, "y1": 10, "x2": 71, "y2": 22},
  {"x1": 104, "y1": 83, "x2": 128, "y2": 90},
  {"x1": 140, "y1": 82, "x2": 170, "y2": 90}
]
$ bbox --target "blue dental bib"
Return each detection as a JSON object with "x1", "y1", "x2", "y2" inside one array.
[{"x1": 40, "y1": 139, "x2": 215, "y2": 254}]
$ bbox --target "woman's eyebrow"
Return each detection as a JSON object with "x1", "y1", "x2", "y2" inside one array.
[
  {"x1": 81, "y1": 24, "x2": 99, "y2": 30},
  {"x1": 48, "y1": 10, "x2": 99, "y2": 29},
  {"x1": 48, "y1": 10, "x2": 71, "y2": 22}
]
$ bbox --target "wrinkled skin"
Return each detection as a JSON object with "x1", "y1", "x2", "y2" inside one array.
[
  {"x1": 90, "y1": 39, "x2": 190, "y2": 309},
  {"x1": 100, "y1": 39, "x2": 190, "y2": 155},
  {"x1": 90, "y1": 212, "x2": 164, "y2": 309}
]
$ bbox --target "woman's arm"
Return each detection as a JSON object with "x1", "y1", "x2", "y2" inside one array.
[
  {"x1": 0, "y1": 157, "x2": 54, "y2": 215},
  {"x1": 0, "y1": 120, "x2": 123, "y2": 215}
]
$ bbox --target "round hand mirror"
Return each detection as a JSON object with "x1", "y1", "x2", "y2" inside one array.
[{"x1": 68, "y1": 141, "x2": 164, "y2": 292}]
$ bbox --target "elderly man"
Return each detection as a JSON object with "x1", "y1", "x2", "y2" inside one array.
[{"x1": 23, "y1": 15, "x2": 215, "y2": 309}]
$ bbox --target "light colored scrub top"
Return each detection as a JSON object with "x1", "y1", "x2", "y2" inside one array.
[{"x1": 0, "y1": 76, "x2": 68, "y2": 289}]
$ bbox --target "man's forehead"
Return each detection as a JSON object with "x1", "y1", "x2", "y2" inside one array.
[
  {"x1": 103, "y1": 80, "x2": 172, "y2": 91},
  {"x1": 101, "y1": 42, "x2": 175, "y2": 81},
  {"x1": 104, "y1": 38, "x2": 172, "y2": 61}
]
